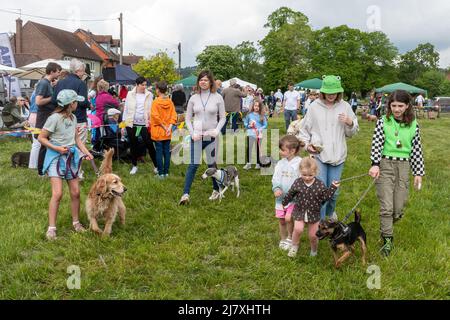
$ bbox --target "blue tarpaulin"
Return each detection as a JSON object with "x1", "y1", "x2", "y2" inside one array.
[{"x1": 102, "y1": 65, "x2": 139, "y2": 85}]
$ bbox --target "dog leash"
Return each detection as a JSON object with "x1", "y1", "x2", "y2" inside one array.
[
  {"x1": 339, "y1": 173, "x2": 369, "y2": 183},
  {"x1": 89, "y1": 159, "x2": 100, "y2": 177},
  {"x1": 342, "y1": 179, "x2": 376, "y2": 223}
]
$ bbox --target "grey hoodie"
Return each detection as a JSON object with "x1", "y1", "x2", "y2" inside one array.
[{"x1": 298, "y1": 98, "x2": 359, "y2": 166}]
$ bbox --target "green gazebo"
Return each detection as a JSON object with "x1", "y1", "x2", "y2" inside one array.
[
  {"x1": 295, "y1": 78, "x2": 323, "y2": 90},
  {"x1": 176, "y1": 75, "x2": 197, "y2": 88},
  {"x1": 375, "y1": 82, "x2": 427, "y2": 95}
]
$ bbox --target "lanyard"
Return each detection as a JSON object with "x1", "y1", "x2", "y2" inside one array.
[{"x1": 200, "y1": 92, "x2": 211, "y2": 111}]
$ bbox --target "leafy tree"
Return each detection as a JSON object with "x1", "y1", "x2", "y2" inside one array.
[
  {"x1": 415, "y1": 70, "x2": 448, "y2": 98},
  {"x1": 234, "y1": 41, "x2": 264, "y2": 86},
  {"x1": 359, "y1": 31, "x2": 399, "y2": 95},
  {"x1": 260, "y1": 7, "x2": 312, "y2": 91},
  {"x1": 133, "y1": 52, "x2": 179, "y2": 84},
  {"x1": 439, "y1": 79, "x2": 450, "y2": 96},
  {"x1": 398, "y1": 43, "x2": 440, "y2": 84},
  {"x1": 309, "y1": 26, "x2": 398, "y2": 96},
  {"x1": 196, "y1": 45, "x2": 240, "y2": 80}
]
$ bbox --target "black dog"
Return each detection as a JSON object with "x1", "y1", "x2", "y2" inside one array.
[
  {"x1": 11, "y1": 152, "x2": 30, "y2": 168},
  {"x1": 316, "y1": 209, "x2": 367, "y2": 268}
]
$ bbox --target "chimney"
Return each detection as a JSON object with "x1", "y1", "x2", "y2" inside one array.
[{"x1": 16, "y1": 18, "x2": 23, "y2": 54}]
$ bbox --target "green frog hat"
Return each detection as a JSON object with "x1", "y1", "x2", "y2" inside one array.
[{"x1": 320, "y1": 75, "x2": 344, "y2": 94}]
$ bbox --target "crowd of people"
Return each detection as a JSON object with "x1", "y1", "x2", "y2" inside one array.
[{"x1": 2, "y1": 61, "x2": 426, "y2": 258}]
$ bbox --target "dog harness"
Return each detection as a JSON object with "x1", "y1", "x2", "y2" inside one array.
[{"x1": 330, "y1": 222, "x2": 351, "y2": 249}]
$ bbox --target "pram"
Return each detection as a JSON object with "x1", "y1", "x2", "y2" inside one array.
[{"x1": 91, "y1": 111, "x2": 130, "y2": 161}]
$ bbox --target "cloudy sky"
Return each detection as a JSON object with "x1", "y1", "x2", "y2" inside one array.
[{"x1": 1, "y1": 0, "x2": 450, "y2": 68}]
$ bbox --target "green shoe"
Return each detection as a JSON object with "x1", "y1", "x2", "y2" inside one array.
[{"x1": 380, "y1": 237, "x2": 394, "y2": 256}]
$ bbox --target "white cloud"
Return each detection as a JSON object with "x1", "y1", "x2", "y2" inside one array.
[{"x1": 438, "y1": 47, "x2": 450, "y2": 69}]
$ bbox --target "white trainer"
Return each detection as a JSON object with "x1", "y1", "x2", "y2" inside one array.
[
  {"x1": 288, "y1": 246, "x2": 298, "y2": 258},
  {"x1": 243, "y1": 163, "x2": 252, "y2": 170},
  {"x1": 255, "y1": 164, "x2": 261, "y2": 170},
  {"x1": 209, "y1": 190, "x2": 220, "y2": 201},
  {"x1": 130, "y1": 166, "x2": 138, "y2": 175},
  {"x1": 179, "y1": 194, "x2": 190, "y2": 205},
  {"x1": 279, "y1": 240, "x2": 290, "y2": 251}
]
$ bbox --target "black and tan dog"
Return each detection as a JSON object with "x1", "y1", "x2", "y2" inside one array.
[
  {"x1": 316, "y1": 210, "x2": 367, "y2": 268},
  {"x1": 11, "y1": 152, "x2": 30, "y2": 168}
]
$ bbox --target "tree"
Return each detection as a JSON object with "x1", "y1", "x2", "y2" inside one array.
[
  {"x1": 260, "y1": 7, "x2": 312, "y2": 91},
  {"x1": 415, "y1": 70, "x2": 448, "y2": 98},
  {"x1": 234, "y1": 41, "x2": 264, "y2": 86},
  {"x1": 398, "y1": 43, "x2": 440, "y2": 85},
  {"x1": 309, "y1": 26, "x2": 398, "y2": 96},
  {"x1": 133, "y1": 52, "x2": 179, "y2": 84},
  {"x1": 359, "y1": 31, "x2": 399, "y2": 95},
  {"x1": 196, "y1": 45, "x2": 240, "y2": 80}
]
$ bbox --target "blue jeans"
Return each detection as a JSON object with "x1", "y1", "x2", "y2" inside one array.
[
  {"x1": 155, "y1": 140, "x2": 171, "y2": 175},
  {"x1": 315, "y1": 158, "x2": 345, "y2": 219},
  {"x1": 284, "y1": 110, "x2": 297, "y2": 130},
  {"x1": 183, "y1": 138, "x2": 219, "y2": 195},
  {"x1": 221, "y1": 112, "x2": 239, "y2": 134}
]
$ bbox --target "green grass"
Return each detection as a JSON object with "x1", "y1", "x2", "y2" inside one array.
[{"x1": 0, "y1": 116, "x2": 449, "y2": 300}]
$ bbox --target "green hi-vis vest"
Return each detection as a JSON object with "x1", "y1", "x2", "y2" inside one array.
[{"x1": 382, "y1": 116, "x2": 417, "y2": 159}]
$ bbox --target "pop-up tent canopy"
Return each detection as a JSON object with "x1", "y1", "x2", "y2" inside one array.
[
  {"x1": 13, "y1": 59, "x2": 70, "y2": 80},
  {"x1": 176, "y1": 75, "x2": 197, "y2": 88},
  {"x1": 375, "y1": 82, "x2": 427, "y2": 95},
  {"x1": 222, "y1": 77, "x2": 257, "y2": 90},
  {"x1": 103, "y1": 65, "x2": 139, "y2": 85},
  {"x1": 0, "y1": 64, "x2": 24, "y2": 74},
  {"x1": 296, "y1": 78, "x2": 323, "y2": 90},
  {"x1": 20, "y1": 59, "x2": 71, "y2": 70}
]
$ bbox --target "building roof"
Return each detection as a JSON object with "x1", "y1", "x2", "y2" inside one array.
[
  {"x1": 111, "y1": 39, "x2": 120, "y2": 48},
  {"x1": 123, "y1": 55, "x2": 143, "y2": 65},
  {"x1": 14, "y1": 53, "x2": 42, "y2": 67},
  {"x1": 92, "y1": 34, "x2": 113, "y2": 43},
  {"x1": 75, "y1": 29, "x2": 120, "y2": 63},
  {"x1": 29, "y1": 22, "x2": 102, "y2": 62}
]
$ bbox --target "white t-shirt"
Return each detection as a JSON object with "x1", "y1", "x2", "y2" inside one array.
[
  {"x1": 274, "y1": 91, "x2": 284, "y2": 101},
  {"x1": 283, "y1": 90, "x2": 300, "y2": 110},
  {"x1": 133, "y1": 93, "x2": 147, "y2": 125},
  {"x1": 416, "y1": 95, "x2": 425, "y2": 104}
]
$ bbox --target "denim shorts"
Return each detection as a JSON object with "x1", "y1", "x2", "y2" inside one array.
[{"x1": 47, "y1": 155, "x2": 78, "y2": 180}]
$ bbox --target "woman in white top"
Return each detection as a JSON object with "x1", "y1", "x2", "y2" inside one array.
[
  {"x1": 179, "y1": 70, "x2": 226, "y2": 205},
  {"x1": 299, "y1": 75, "x2": 359, "y2": 220},
  {"x1": 123, "y1": 76, "x2": 157, "y2": 175}
]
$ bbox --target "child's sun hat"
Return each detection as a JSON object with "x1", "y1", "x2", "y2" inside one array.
[{"x1": 57, "y1": 89, "x2": 85, "y2": 107}]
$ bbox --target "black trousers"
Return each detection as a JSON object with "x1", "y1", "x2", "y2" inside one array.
[
  {"x1": 246, "y1": 136, "x2": 261, "y2": 164},
  {"x1": 35, "y1": 134, "x2": 46, "y2": 176},
  {"x1": 126, "y1": 126, "x2": 157, "y2": 167}
]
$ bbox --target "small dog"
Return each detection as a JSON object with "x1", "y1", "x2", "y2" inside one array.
[
  {"x1": 316, "y1": 210, "x2": 367, "y2": 268},
  {"x1": 86, "y1": 149, "x2": 127, "y2": 237},
  {"x1": 11, "y1": 152, "x2": 30, "y2": 168},
  {"x1": 201, "y1": 166, "x2": 240, "y2": 201}
]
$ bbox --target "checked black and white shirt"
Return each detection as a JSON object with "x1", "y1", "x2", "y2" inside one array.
[{"x1": 370, "y1": 118, "x2": 425, "y2": 176}]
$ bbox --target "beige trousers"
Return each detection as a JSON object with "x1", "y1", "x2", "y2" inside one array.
[{"x1": 376, "y1": 158, "x2": 410, "y2": 237}]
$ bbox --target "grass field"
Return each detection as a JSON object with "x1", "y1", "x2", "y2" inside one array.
[{"x1": 0, "y1": 116, "x2": 449, "y2": 300}]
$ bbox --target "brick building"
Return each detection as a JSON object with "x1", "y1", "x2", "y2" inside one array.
[{"x1": 10, "y1": 19, "x2": 103, "y2": 76}]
